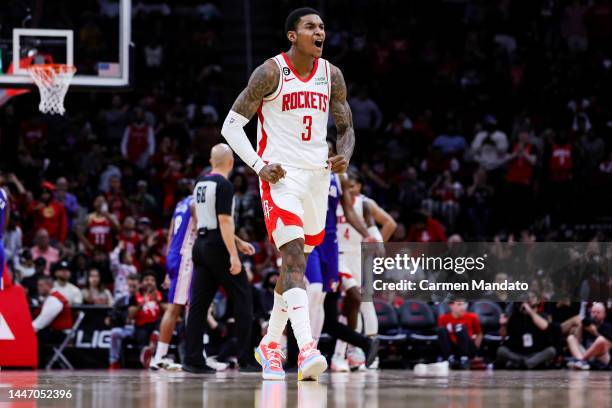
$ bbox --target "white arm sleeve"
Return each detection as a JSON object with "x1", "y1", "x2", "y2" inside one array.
[
  {"x1": 367, "y1": 226, "x2": 384, "y2": 242},
  {"x1": 32, "y1": 296, "x2": 63, "y2": 332},
  {"x1": 221, "y1": 111, "x2": 266, "y2": 174}
]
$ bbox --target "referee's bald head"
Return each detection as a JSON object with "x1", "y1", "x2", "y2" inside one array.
[{"x1": 210, "y1": 143, "x2": 234, "y2": 169}]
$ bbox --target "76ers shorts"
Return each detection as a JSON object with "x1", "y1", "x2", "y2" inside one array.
[
  {"x1": 259, "y1": 165, "x2": 330, "y2": 253},
  {"x1": 305, "y1": 232, "x2": 339, "y2": 292},
  {"x1": 167, "y1": 254, "x2": 194, "y2": 305}
]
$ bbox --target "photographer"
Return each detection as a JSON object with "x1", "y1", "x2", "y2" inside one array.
[
  {"x1": 497, "y1": 292, "x2": 556, "y2": 369},
  {"x1": 566, "y1": 303, "x2": 612, "y2": 370}
]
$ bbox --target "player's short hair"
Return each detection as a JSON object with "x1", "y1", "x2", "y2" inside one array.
[
  {"x1": 348, "y1": 169, "x2": 364, "y2": 185},
  {"x1": 285, "y1": 7, "x2": 321, "y2": 34}
]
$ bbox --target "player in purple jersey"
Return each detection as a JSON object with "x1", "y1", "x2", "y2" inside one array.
[
  {"x1": 0, "y1": 174, "x2": 9, "y2": 290},
  {"x1": 150, "y1": 180, "x2": 195, "y2": 371}
]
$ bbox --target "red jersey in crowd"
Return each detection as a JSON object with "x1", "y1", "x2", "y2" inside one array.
[
  {"x1": 118, "y1": 231, "x2": 141, "y2": 257},
  {"x1": 87, "y1": 214, "x2": 114, "y2": 253},
  {"x1": 106, "y1": 192, "x2": 128, "y2": 223},
  {"x1": 134, "y1": 290, "x2": 162, "y2": 326},
  {"x1": 438, "y1": 312, "x2": 482, "y2": 344},
  {"x1": 506, "y1": 143, "x2": 534, "y2": 185},
  {"x1": 407, "y1": 217, "x2": 447, "y2": 242},
  {"x1": 33, "y1": 291, "x2": 73, "y2": 331},
  {"x1": 123, "y1": 123, "x2": 153, "y2": 162},
  {"x1": 27, "y1": 200, "x2": 68, "y2": 243},
  {"x1": 549, "y1": 143, "x2": 573, "y2": 182}
]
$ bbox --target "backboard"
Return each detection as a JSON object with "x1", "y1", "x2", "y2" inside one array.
[{"x1": 0, "y1": 0, "x2": 131, "y2": 88}]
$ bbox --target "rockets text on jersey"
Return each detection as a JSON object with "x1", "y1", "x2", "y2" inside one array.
[{"x1": 256, "y1": 52, "x2": 331, "y2": 170}]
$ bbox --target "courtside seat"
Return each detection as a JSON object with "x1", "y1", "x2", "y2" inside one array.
[
  {"x1": 399, "y1": 301, "x2": 439, "y2": 364},
  {"x1": 373, "y1": 299, "x2": 406, "y2": 367},
  {"x1": 374, "y1": 299, "x2": 403, "y2": 337},
  {"x1": 432, "y1": 301, "x2": 451, "y2": 320},
  {"x1": 469, "y1": 300, "x2": 504, "y2": 360}
]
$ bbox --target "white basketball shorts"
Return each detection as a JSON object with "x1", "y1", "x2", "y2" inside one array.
[{"x1": 259, "y1": 165, "x2": 330, "y2": 253}]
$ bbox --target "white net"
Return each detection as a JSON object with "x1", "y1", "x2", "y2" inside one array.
[{"x1": 27, "y1": 64, "x2": 76, "y2": 115}]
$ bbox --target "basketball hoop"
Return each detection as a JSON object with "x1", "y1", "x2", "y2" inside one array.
[{"x1": 27, "y1": 64, "x2": 76, "y2": 115}]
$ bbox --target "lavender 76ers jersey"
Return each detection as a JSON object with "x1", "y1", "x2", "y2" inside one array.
[{"x1": 256, "y1": 52, "x2": 331, "y2": 169}]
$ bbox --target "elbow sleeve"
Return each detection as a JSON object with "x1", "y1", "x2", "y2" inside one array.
[
  {"x1": 367, "y1": 226, "x2": 384, "y2": 242},
  {"x1": 221, "y1": 111, "x2": 265, "y2": 174}
]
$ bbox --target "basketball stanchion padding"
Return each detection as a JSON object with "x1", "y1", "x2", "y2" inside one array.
[{"x1": 27, "y1": 64, "x2": 76, "y2": 115}]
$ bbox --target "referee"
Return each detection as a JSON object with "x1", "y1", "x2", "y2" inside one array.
[{"x1": 183, "y1": 143, "x2": 256, "y2": 373}]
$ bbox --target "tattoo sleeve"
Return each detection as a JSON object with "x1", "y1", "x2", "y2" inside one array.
[
  {"x1": 330, "y1": 64, "x2": 355, "y2": 162},
  {"x1": 231, "y1": 60, "x2": 279, "y2": 119}
]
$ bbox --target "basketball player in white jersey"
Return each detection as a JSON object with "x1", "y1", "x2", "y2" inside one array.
[
  {"x1": 221, "y1": 8, "x2": 355, "y2": 381},
  {"x1": 334, "y1": 171, "x2": 397, "y2": 370}
]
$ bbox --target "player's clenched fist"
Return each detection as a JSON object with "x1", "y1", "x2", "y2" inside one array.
[
  {"x1": 259, "y1": 163, "x2": 286, "y2": 184},
  {"x1": 327, "y1": 155, "x2": 348, "y2": 173}
]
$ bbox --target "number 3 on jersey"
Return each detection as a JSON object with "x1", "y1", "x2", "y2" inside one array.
[{"x1": 301, "y1": 115, "x2": 312, "y2": 141}]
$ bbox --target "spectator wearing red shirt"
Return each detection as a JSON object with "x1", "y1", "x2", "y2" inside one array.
[
  {"x1": 32, "y1": 275, "x2": 73, "y2": 367},
  {"x1": 77, "y1": 196, "x2": 120, "y2": 255},
  {"x1": 130, "y1": 271, "x2": 163, "y2": 368},
  {"x1": 118, "y1": 216, "x2": 141, "y2": 259},
  {"x1": 161, "y1": 159, "x2": 184, "y2": 217},
  {"x1": 544, "y1": 131, "x2": 576, "y2": 224},
  {"x1": 106, "y1": 175, "x2": 129, "y2": 223},
  {"x1": 120, "y1": 107, "x2": 155, "y2": 169},
  {"x1": 27, "y1": 182, "x2": 68, "y2": 243},
  {"x1": 406, "y1": 211, "x2": 447, "y2": 243},
  {"x1": 504, "y1": 129, "x2": 537, "y2": 230},
  {"x1": 437, "y1": 299, "x2": 483, "y2": 368}
]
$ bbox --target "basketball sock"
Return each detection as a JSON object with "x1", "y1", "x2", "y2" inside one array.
[
  {"x1": 263, "y1": 292, "x2": 289, "y2": 345},
  {"x1": 360, "y1": 301, "x2": 379, "y2": 336},
  {"x1": 307, "y1": 283, "x2": 326, "y2": 339},
  {"x1": 283, "y1": 288, "x2": 314, "y2": 350},
  {"x1": 333, "y1": 316, "x2": 348, "y2": 358},
  {"x1": 154, "y1": 342, "x2": 169, "y2": 361},
  {"x1": 356, "y1": 313, "x2": 363, "y2": 334}
]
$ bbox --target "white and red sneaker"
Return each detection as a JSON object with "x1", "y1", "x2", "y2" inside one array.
[
  {"x1": 347, "y1": 346, "x2": 366, "y2": 371},
  {"x1": 255, "y1": 341, "x2": 286, "y2": 380},
  {"x1": 297, "y1": 341, "x2": 328, "y2": 381},
  {"x1": 331, "y1": 355, "x2": 349, "y2": 372}
]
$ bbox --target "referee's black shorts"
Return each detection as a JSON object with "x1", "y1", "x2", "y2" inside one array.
[{"x1": 184, "y1": 234, "x2": 253, "y2": 367}]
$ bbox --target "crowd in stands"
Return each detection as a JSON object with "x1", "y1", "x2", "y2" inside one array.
[{"x1": 1, "y1": 0, "x2": 611, "y2": 369}]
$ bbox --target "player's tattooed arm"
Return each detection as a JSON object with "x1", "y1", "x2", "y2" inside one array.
[
  {"x1": 231, "y1": 60, "x2": 279, "y2": 119},
  {"x1": 224, "y1": 60, "x2": 285, "y2": 183},
  {"x1": 329, "y1": 64, "x2": 354, "y2": 173}
]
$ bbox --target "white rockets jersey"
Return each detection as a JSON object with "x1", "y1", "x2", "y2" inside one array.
[
  {"x1": 337, "y1": 194, "x2": 365, "y2": 252},
  {"x1": 256, "y1": 52, "x2": 331, "y2": 170}
]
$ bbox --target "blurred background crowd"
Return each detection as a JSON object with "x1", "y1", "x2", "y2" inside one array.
[{"x1": 1, "y1": 0, "x2": 611, "y2": 369}]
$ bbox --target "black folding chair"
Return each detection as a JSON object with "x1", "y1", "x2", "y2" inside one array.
[{"x1": 46, "y1": 311, "x2": 85, "y2": 369}]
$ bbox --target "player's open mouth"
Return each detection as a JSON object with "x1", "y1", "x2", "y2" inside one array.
[{"x1": 314, "y1": 40, "x2": 323, "y2": 49}]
